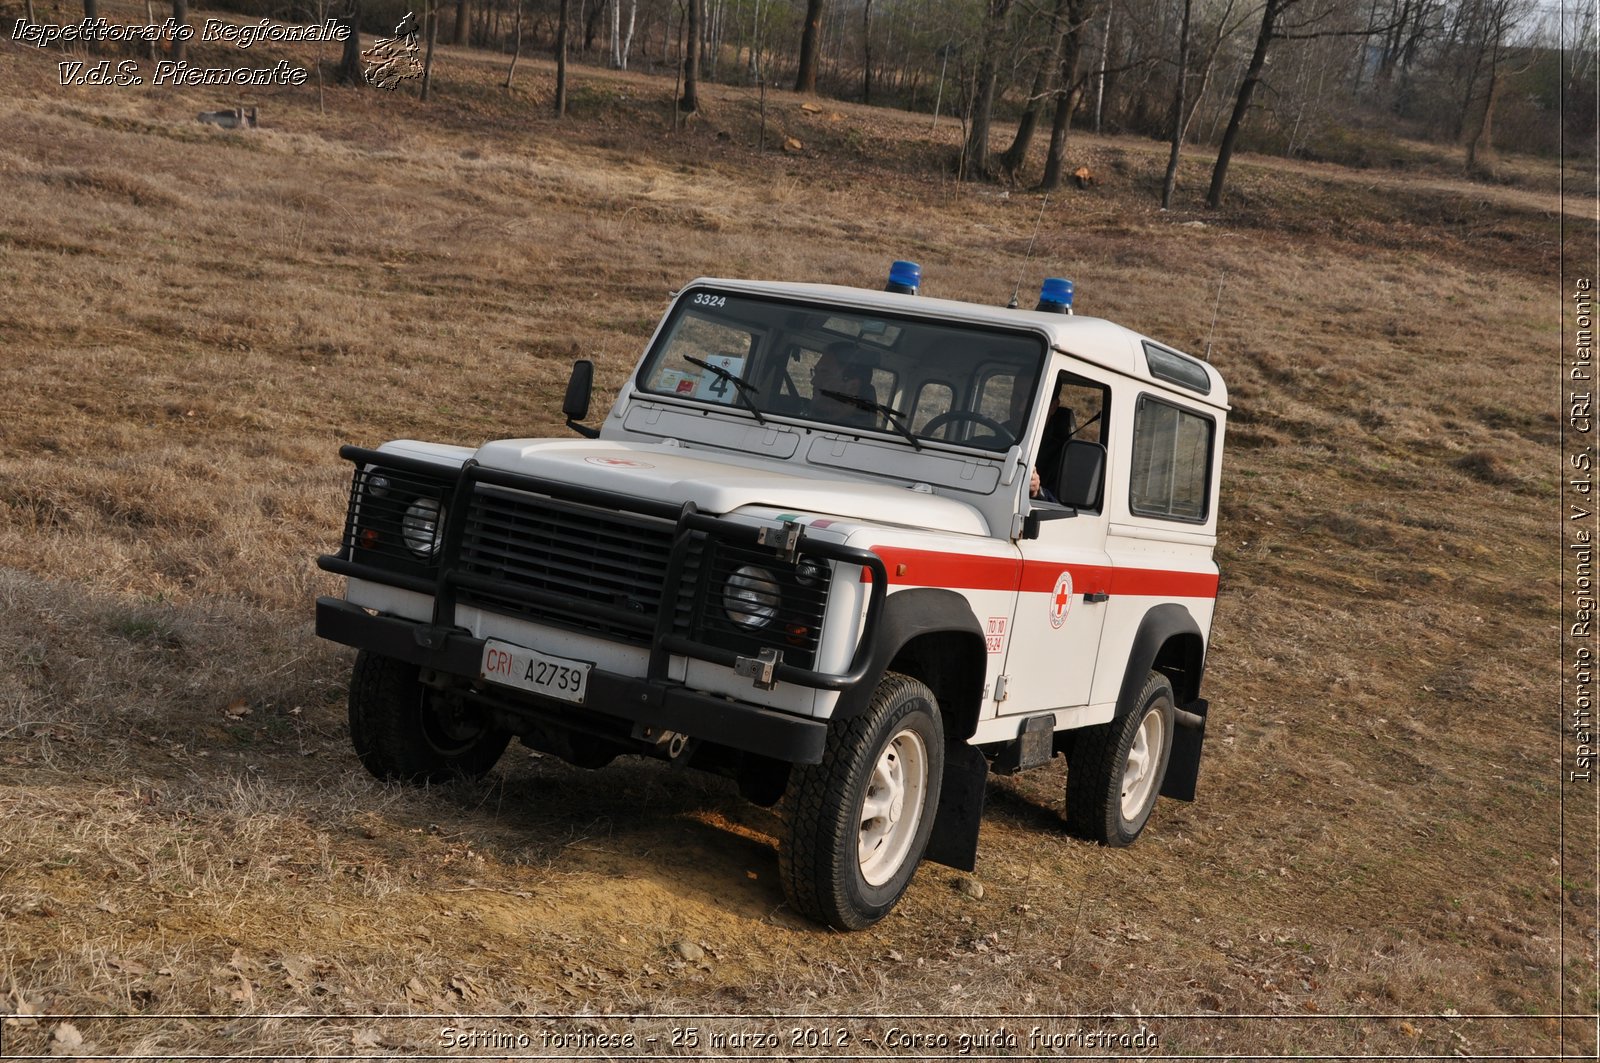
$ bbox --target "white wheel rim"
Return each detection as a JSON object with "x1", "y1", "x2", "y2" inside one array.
[
  {"x1": 1120, "y1": 706, "x2": 1167, "y2": 823},
  {"x1": 858, "y1": 727, "x2": 929, "y2": 888}
]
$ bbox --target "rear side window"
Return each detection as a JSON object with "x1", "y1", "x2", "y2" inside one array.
[
  {"x1": 1130, "y1": 396, "x2": 1213, "y2": 521},
  {"x1": 1142, "y1": 341, "x2": 1211, "y2": 395}
]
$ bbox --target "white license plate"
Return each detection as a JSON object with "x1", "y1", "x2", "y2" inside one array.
[{"x1": 480, "y1": 639, "x2": 591, "y2": 704}]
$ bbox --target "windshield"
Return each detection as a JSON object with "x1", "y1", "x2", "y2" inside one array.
[{"x1": 635, "y1": 287, "x2": 1048, "y2": 452}]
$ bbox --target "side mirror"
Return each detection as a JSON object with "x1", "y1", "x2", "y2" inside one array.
[
  {"x1": 563, "y1": 360, "x2": 599, "y2": 439},
  {"x1": 1057, "y1": 439, "x2": 1106, "y2": 511}
]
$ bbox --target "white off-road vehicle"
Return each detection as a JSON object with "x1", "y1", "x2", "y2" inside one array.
[{"x1": 317, "y1": 263, "x2": 1226, "y2": 929}]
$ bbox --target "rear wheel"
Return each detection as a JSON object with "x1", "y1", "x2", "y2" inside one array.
[
  {"x1": 348, "y1": 650, "x2": 510, "y2": 784},
  {"x1": 780, "y1": 673, "x2": 944, "y2": 930},
  {"x1": 1065, "y1": 671, "x2": 1175, "y2": 846}
]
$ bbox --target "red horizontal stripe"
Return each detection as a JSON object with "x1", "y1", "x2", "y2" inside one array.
[
  {"x1": 867, "y1": 546, "x2": 1217, "y2": 599},
  {"x1": 866, "y1": 547, "x2": 1021, "y2": 591}
]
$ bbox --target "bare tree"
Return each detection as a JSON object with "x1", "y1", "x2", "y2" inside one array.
[
  {"x1": 555, "y1": 0, "x2": 569, "y2": 115},
  {"x1": 505, "y1": 0, "x2": 523, "y2": 88},
  {"x1": 421, "y1": 0, "x2": 438, "y2": 100},
  {"x1": 862, "y1": 0, "x2": 873, "y2": 102},
  {"x1": 1001, "y1": 0, "x2": 1069, "y2": 178},
  {"x1": 1039, "y1": 0, "x2": 1096, "y2": 189},
  {"x1": 453, "y1": 0, "x2": 469, "y2": 45},
  {"x1": 681, "y1": 0, "x2": 702, "y2": 111},
  {"x1": 795, "y1": 0, "x2": 825, "y2": 92},
  {"x1": 171, "y1": 0, "x2": 187, "y2": 59},
  {"x1": 1205, "y1": 0, "x2": 1301, "y2": 208},
  {"x1": 961, "y1": 0, "x2": 1016, "y2": 180},
  {"x1": 1160, "y1": 0, "x2": 1193, "y2": 208},
  {"x1": 1464, "y1": 0, "x2": 1532, "y2": 170},
  {"x1": 1162, "y1": 0, "x2": 1239, "y2": 205},
  {"x1": 337, "y1": 0, "x2": 364, "y2": 84}
]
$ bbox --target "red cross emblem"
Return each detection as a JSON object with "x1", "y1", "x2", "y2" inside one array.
[{"x1": 1049, "y1": 571, "x2": 1074, "y2": 629}]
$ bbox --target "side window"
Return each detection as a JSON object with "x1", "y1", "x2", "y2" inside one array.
[
  {"x1": 1130, "y1": 395, "x2": 1213, "y2": 521},
  {"x1": 1053, "y1": 373, "x2": 1108, "y2": 445},
  {"x1": 1037, "y1": 370, "x2": 1110, "y2": 506}
]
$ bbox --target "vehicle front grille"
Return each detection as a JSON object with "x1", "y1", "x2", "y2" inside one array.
[
  {"x1": 457, "y1": 485, "x2": 691, "y2": 643},
  {"x1": 455, "y1": 485, "x2": 828, "y2": 669}
]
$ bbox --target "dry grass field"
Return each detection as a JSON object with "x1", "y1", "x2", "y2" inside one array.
[{"x1": 0, "y1": 11, "x2": 1593, "y2": 1059}]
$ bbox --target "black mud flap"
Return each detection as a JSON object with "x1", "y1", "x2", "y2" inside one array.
[
  {"x1": 1161, "y1": 697, "x2": 1208, "y2": 802},
  {"x1": 924, "y1": 741, "x2": 988, "y2": 872}
]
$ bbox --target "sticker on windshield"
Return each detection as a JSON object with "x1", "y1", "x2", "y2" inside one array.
[{"x1": 691, "y1": 354, "x2": 746, "y2": 404}]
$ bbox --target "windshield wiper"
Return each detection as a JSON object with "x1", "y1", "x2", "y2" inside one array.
[
  {"x1": 684, "y1": 356, "x2": 765, "y2": 424},
  {"x1": 819, "y1": 390, "x2": 922, "y2": 450}
]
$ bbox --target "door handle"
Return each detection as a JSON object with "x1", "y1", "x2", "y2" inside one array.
[{"x1": 1084, "y1": 592, "x2": 1110, "y2": 603}]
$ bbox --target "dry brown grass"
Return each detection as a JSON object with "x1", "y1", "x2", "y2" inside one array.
[{"x1": 0, "y1": 8, "x2": 1591, "y2": 1058}]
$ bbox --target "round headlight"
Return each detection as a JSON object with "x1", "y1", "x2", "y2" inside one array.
[
  {"x1": 723, "y1": 565, "x2": 780, "y2": 629},
  {"x1": 366, "y1": 474, "x2": 392, "y2": 498},
  {"x1": 401, "y1": 498, "x2": 444, "y2": 557}
]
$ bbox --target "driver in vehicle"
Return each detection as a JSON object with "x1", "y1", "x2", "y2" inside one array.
[{"x1": 810, "y1": 341, "x2": 879, "y2": 428}]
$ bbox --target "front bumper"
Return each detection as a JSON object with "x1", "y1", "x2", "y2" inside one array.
[{"x1": 317, "y1": 596, "x2": 830, "y2": 764}]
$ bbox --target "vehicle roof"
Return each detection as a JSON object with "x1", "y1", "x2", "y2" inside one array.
[{"x1": 693, "y1": 277, "x2": 1230, "y2": 411}]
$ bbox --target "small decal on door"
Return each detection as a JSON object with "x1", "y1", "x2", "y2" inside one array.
[
  {"x1": 986, "y1": 616, "x2": 1008, "y2": 654},
  {"x1": 1049, "y1": 571, "x2": 1074, "y2": 629}
]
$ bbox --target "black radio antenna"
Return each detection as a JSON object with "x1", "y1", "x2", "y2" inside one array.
[
  {"x1": 1006, "y1": 196, "x2": 1051, "y2": 309},
  {"x1": 1204, "y1": 272, "x2": 1227, "y2": 361}
]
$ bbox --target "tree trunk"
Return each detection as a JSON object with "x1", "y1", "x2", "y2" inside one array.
[
  {"x1": 962, "y1": 0, "x2": 1015, "y2": 181},
  {"x1": 1094, "y1": 0, "x2": 1112, "y2": 131},
  {"x1": 794, "y1": 0, "x2": 823, "y2": 93},
  {"x1": 1001, "y1": 0, "x2": 1067, "y2": 178},
  {"x1": 1205, "y1": 0, "x2": 1284, "y2": 209},
  {"x1": 555, "y1": 0, "x2": 569, "y2": 115},
  {"x1": 1160, "y1": 0, "x2": 1192, "y2": 208},
  {"x1": 337, "y1": 0, "x2": 364, "y2": 84},
  {"x1": 861, "y1": 0, "x2": 872, "y2": 103},
  {"x1": 1465, "y1": 35, "x2": 1500, "y2": 170},
  {"x1": 170, "y1": 0, "x2": 187, "y2": 59},
  {"x1": 453, "y1": 0, "x2": 468, "y2": 45},
  {"x1": 505, "y1": 0, "x2": 523, "y2": 87},
  {"x1": 621, "y1": 0, "x2": 636, "y2": 69},
  {"x1": 1040, "y1": 0, "x2": 1091, "y2": 188},
  {"x1": 680, "y1": 0, "x2": 701, "y2": 111},
  {"x1": 421, "y1": 0, "x2": 437, "y2": 99}
]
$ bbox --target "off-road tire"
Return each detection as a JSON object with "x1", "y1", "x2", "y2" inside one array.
[
  {"x1": 348, "y1": 650, "x2": 510, "y2": 784},
  {"x1": 779, "y1": 672, "x2": 944, "y2": 930},
  {"x1": 1065, "y1": 670, "x2": 1175, "y2": 846}
]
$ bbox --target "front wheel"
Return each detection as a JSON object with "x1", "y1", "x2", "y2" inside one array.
[
  {"x1": 1065, "y1": 671, "x2": 1176, "y2": 846},
  {"x1": 780, "y1": 673, "x2": 944, "y2": 930},
  {"x1": 347, "y1": 650, "x2": 511, "y2": 784}
]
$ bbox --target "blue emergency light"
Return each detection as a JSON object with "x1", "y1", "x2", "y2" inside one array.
[
  {"x1": 885, "y1": 260, "x2": 922, "y2": 295},
  {"x1": 1036, "y1": 277, "x2": 1074, "y2": 313}
]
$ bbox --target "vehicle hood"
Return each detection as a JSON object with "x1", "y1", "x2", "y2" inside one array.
[{"x1": 469, "y1": 439, "x2": 991, "y2": 536}]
